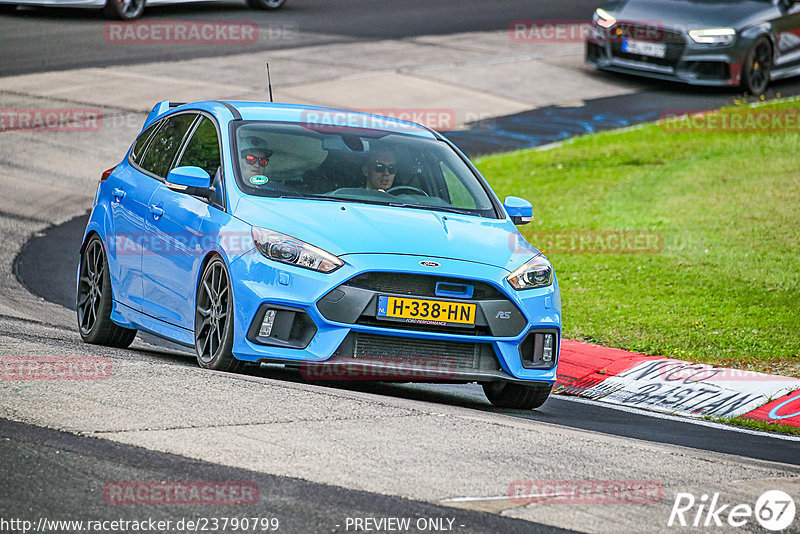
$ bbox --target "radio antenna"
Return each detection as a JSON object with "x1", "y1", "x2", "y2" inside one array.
[{"x1": 266, "y1": 63, "x2": 274, "y2": 103}]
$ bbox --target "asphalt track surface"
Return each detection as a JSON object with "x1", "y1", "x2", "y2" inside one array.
[
  {"x1": 15, "y1": 213, "x2": 800, "y2": 466},
  {"x1": 4, "y1": 0, "x2": 800, "y2": 151},
  {"x1": 447, "y1": 78, "x2": 800, "y2": 156},
  {"x1": 0, "y1": 0, "x2": 600, "y2": 75},
  {"x1": 0, "y1": 418, "x2": 570, "y2": 533},
  {"x1": 4, "y1": 2, "x2": 800, "y2": 530}
]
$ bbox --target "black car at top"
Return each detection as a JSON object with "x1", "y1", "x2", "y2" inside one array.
[{"x1": 586, "y1": 0, "x2": 800, "y2": 93}]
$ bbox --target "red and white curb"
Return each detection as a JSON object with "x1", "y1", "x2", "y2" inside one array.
[{"x1": 554, "y1": 340, "x2": 800, "y2": 429}]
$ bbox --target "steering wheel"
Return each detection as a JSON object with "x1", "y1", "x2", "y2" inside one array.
[{"x1": 387, "y1": 186, "x2": 429, "y2": 197}]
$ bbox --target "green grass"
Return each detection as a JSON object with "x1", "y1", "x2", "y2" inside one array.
[
  {"x1": 476, "y1": 99, "x2": 800, "y2": 377},
  {"x1": 705, "y1": 416, "x2": 800, "y2": 436}
]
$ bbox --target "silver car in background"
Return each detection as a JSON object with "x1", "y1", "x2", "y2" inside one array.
[{"x1": 0, "y1": 0, "x2": 286, "y2": 20}]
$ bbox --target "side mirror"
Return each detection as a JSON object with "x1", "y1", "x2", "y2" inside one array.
[
  {"x1": 504, "y1": 196, "x2": 533, "y2": 225},
  {"x1": 166, "y1": 166, "x2": 213, "y2": 198}
]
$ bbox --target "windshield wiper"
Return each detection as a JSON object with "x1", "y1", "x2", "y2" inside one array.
[
  {"x1": 388, "y1": 203, "x2": 475, "y2": 215},
  {"x1": 278, "y1": 194, "x2": 339, "y2": 202},
  {"x1": 277, "y1": 196, "x2": 478, "y2": 215}
]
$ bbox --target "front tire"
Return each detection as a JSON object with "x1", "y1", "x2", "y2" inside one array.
[
  {"x1": 741, "y1": 37, "x2": 772, "y2": 95},
  {"x1": 195, "y1": 257, "x2": 244, "y2": 372},
  {"x1": 246, "y1": 0, "x2": 287, "y2": 10},
  {"x1": 103, "y1": 0, "x2": 145, "y2": 20},
  {"x1": 482, "y1": 382, "x2": 552, "y2": 410},
  {"x1": 77, "y1": 236, "x2": 137, "y2": 348}
]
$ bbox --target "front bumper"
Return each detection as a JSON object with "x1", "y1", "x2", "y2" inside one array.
[
  {"x1": 228, "y1": 251, "x2": 561, "y2": 385},
  {"x1": 586, "y1": 25, "x2": 746, "y2": 87}
]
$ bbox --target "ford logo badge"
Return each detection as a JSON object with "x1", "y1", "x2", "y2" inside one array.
[{"x1": 419, "y1": 261, "x2": 440, "y2": 268}]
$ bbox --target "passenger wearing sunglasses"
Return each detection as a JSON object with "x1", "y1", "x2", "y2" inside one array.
[
  {"x1": 240, "y1": 147, "x2": 273, "y2": 182},
  {"x1": 362, "y1": 151, "x2": 397, "y2": 192}
]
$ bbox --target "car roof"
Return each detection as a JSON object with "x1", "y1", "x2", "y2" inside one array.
[{"x1": 166, "y1": 100, "x2": 439, "y2": 139}]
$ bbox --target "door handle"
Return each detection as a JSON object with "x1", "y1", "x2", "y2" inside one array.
[
  {"x1": 112, "y1": 188, "x2": 126, "y2": 200},
  {"x1": 149, "y1": 204, "x2": 164, "y2": 218}
]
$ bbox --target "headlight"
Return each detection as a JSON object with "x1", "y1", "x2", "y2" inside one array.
[
  {"x1": 251, "y1": 227, "x2": 343, "y2": 273},
  {"x1": 593, "y1": 8, "x2": 616, "y2": 29},
  {"x1": 507, "y1": 255, "x2": 554, "y2": 290},
  {"x1": 689, "y1": 28, "x2": 736, "y2": 45}
]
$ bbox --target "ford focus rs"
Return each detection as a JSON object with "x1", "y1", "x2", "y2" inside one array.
[
  {"x1": 77, "y1": 100, "x2": 561, "y2": 409},
  {"x1": 586, "y1": 0, "x2": 800, "y2": 94}
]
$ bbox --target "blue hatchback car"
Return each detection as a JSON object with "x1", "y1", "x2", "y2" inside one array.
[{"x1": 78, "y1": 100, "x2": 561, "y2": 409}]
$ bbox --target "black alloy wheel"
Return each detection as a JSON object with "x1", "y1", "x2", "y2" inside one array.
[
  {"x1": 77, "y1": 236, "x2": 137, "y2": 347},
  {"x1": 741, "y1": 37, "x2": 773, "y2": 95},
  {"x1": 195, "y1": 257, "x2": 243, "y2": 372}
]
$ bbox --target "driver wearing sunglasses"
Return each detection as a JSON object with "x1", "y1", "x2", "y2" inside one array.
[
  {"x1": 362, "y1": 150, "x2": 397, "y2": 192},
  {"x1": 240, "y1": 147, "x2": 273, "y2": 181}
]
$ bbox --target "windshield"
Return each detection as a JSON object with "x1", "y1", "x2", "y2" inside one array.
[{"x1": 232, "y1": 122, "x2": 498, "y2": 218}]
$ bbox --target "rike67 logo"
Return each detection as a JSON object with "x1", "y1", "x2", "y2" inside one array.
[{"x1": 668, "y1": 490, "x2": 796, "y2": 531}]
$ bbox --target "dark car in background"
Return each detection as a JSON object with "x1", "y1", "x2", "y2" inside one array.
[{"x1": 586, "y1": 0, "x2": 800, "y2": 94}]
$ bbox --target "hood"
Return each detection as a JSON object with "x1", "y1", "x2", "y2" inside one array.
[
  {"x1": 609, "y1": 0, "x2": 774, "y2": 30},
  {"x1": 233, "y1": 196, "x2": 540, "y2": 272}
]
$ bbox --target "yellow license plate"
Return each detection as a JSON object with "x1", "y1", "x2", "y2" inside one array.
[{"x1": 377, "y1": 296, "x2": 476, "y2": 325}]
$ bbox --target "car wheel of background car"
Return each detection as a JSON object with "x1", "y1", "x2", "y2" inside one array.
[
  {"x1": 741, "y1": 37, "x2": 773, "y2": 95},
  {"x1": 246, "y1": 0, "x2": 287, "y2": 10},
  {"x1": 0, "y1": 4, "x2": 17, "y2": 14},
  {"x1": 482, "y1": 382, "x2": 552, "y2": 409},
  {"x1": 77, "y1": 236, "x2": 138, "y2": 348},
  {"x1": 195, "y1": 257, "x2": 244, "y2": 372},
  {"x1": 103, "y1": 0, "x2": 145, "y2": 20}
]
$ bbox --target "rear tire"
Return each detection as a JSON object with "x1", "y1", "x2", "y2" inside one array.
[
  {"x1": 195, "y1": 257, "x2": 244, "y2": 373},
  {"x1": 246, "y1": 0, "x2": 287, "y2": 10},
  {"x1": 103, "y1": 0, "x2": 145, "y2": 20},
  {"x1": 482, "y1": 382, "x2": 552, "y2": 410},
  {"x1": 77, "y1": 236, "x2": 137, "y2": 348},
  {"x1": 741, "y1": 37, "x2": 772, "y2": 95}
]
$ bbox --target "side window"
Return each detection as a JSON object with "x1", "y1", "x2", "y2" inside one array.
[
  {"x1": 139, "y1": 113, "x2": 196, "y2": 179},
  {"x1": 178, "y1": 117, "x2": 221, "y2": 177},
  {"x1": 130, "y1": 120, "x2": 161, "y2": 165}
]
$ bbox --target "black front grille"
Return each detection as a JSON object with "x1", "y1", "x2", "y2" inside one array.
[
  {"x1": 344, "y1": 272, "x2": 503, "y2": 300},
  {"x1": 610, "y1": 25, "x2": 685, "y2": 67},
  {"x1": 332, "y1": 332, "x2": 500, "y2": 371},
  {"x1": 586, "y1": 42, "x2": 603, "y2": 62},
  {"x1": 686, "y1": 61, "x2": 729, "y2": 81}
]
